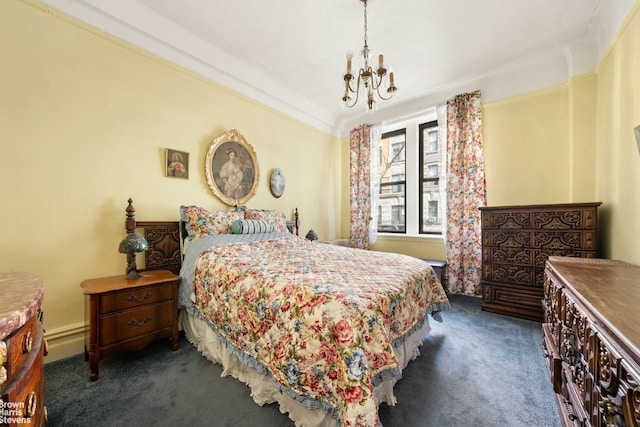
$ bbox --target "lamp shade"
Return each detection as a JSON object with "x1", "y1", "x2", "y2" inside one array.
[
  {"x1": 305, "y1": 229, "x2": 319, "y2": 241},
  {"x1": 118, "y1": 232, "x2": 149, "y2": 254}
]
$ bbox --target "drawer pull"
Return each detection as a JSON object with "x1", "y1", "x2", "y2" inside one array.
[
  {"x1": 128, "y1": 292, "x2": 152, "y2": 302},
  {"x1": 128, "y1": 316, "x2": 152, "y2": 327},
  {"x1": 25, "y1": 391, "x2": 37, "y2": 418},
  {"x1": 23, "y1": 331, "x2": 33, "y2": 354}
]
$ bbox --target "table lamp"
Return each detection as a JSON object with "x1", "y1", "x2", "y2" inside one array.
[
  {"x1": 119, "y1": 231, "x2": 148, "y2": 279},
  {"x1": 305, "y1": 229, "x2": 319, "y2": 242}
]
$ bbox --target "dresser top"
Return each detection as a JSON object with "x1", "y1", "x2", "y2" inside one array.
[
  {"x1": 480, "y1": 201, "x2": 602, "y2": 211},
  {"x1": 547, "y1": 257, "x2": 640, "y2": 360},
  {"x1": 0, "y1": 272, "x2": 44, "y2": 339}
]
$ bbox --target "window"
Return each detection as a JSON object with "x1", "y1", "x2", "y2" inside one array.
[
  {"x1": 391, "y1": 142, "x2": 405, "y2": 162},
  {"x1": 377, "y1": 129, "x2": 406, "y2": 233},
  {"x1": 391, "y1": 205, "x2": 405, "y2": 224},
  {"x1": 419, "y1": 121, "x2": 444, "y2": 234},
  {"x1": 427, "y1": 129, "x2": 439, "y2": 152},
  {"x1": 376, "y1": 113, "x2": 445, "y2": 236},
  {"x1": 391, "y1": 174, "x2": 405, "y2": 193}
]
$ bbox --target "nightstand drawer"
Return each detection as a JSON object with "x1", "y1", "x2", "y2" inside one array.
[
  {"x1": 99, "y1": 282, "x2": 174, "y2": 314},
  {"x1": 98, "y1": 301, "x2": 174, "y2": 347}
]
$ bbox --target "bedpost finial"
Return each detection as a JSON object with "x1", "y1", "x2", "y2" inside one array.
[{"x1": 125, "y1": 198, "x2": 136, "y2": 234}]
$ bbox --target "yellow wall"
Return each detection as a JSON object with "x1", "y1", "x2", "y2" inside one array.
[
  {"x1": 595, "y1": 4, "x2": 640, "y2": 262},
  {"x1": 481, "y1": 73, "x2": 602, "y2": 207},
  {"x1": 0, "y1": 0, "x2": 342, "y2": 361}
]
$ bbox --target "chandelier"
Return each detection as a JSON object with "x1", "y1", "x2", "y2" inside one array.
[{"x1": 341, "y1": 0, "x2": 397, "y2": 111}]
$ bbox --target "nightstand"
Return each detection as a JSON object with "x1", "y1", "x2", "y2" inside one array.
[
  {"x1": 421, "y1": 259, "x2": 447, "y2": 289},
  {"x1": 80, "y1": 269, "x2": 179, "y2": 381}
]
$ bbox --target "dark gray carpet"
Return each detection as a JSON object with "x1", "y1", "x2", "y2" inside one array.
[{"x1": 44, "y1": 295, "x2": 561, "y2": 426}]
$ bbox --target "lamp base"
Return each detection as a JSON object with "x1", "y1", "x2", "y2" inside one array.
[
  {"x1": 125, "y1": 253, "x2": 141, "y2": 280},
  {"x1": 126, "y1": 270, "x2": 142, "y2": 280}
]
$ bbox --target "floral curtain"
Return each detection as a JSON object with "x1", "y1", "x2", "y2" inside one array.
[
  {"x1": 349, "y1": 124, "x2": 372, "y2": 249},
  {"x1": 369, "y1": 124, "x2": 382, "y2": 246},
  {"x1": 445, "y1": 90, "x2": 487, "y2": 295}
]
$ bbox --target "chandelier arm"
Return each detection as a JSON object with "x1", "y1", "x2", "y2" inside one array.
[
  {"x1": 343, "y1": 74, "x2": 362, "y2": 108},
  {"x1": 375, "y1": 84, "x2": 394, "y2": 101},
  {"x1": 346, "y1": 75, "x2": 358, "y2": 94},
  {"x1": 370, "y1": 69, "x2": 384, "y2": 91}
]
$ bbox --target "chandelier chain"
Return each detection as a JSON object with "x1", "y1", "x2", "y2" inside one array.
[{"x1": 363, "y1": 0, "x2": 368, "y2": 49}]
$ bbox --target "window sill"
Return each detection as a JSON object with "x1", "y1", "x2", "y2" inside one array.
[{"x1": 376, "y1": 233, "x2": 444, "y2": 242}]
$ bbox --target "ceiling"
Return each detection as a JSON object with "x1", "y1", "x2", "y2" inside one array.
[{"x1": 46, "y1": 0, "x2": 634, "y2": 136}]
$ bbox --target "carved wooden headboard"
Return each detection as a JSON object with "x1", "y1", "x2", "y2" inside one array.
[{"x1": 123, "y1": 199, "x2": 300, "y2": 275}]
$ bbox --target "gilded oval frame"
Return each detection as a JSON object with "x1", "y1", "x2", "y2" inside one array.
[{"x1": 205, "y1": 129, "x2": 259, "y2": 206}]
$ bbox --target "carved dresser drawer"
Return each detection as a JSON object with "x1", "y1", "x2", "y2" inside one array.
[
  {"x1": 480, "y1": 202, "x2": 601, "y2": 321},
  {"x1": 0, "y1": 272, "x2": 46, "y2": 427},
  {"x1": 542, "y1": 257, "x2": 640, "y2": 427},
  {"x1": 81, "y1": 269, "x2": 179, "y2": 381}
]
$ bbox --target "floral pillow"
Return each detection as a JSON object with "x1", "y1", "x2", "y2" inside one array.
[
  {"x1": 180, "y1": 206, "x2": 244, "y2": 238},
  {"x1": 244, "y1": 209, "x2": 289, "y2": 233}
]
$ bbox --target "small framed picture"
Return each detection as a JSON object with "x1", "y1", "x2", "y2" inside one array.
[
  {"x1": 166, "y1": 149, "x2": 189, "y2": 179},
  {"x1": 635, "y1": 125, "x2": 640, "y2": 156}
]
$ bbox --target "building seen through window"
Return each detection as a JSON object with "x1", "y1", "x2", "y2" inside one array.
[
  {"x1": 378, "y1": 130, "x2": 406, "y2": 232},
  {"x1": 419, "y1": 121, "x2": 444, "y2": 234},
  {"x1": 376, "y1": 116, "x2": 444, "y2": 236}
]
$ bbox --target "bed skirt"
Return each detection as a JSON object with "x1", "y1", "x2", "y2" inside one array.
[{"x1": 179, "y1": 309, "x2": 432, "y2": 427}]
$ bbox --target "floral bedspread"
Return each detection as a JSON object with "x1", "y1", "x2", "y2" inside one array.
[{"x1": 191, "y1": 236, "x2": 449, "y2": 427}]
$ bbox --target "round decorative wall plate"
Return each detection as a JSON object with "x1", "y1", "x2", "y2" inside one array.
[{"x1": 270, "y1": 168, "x2": 285, "y2": 198}]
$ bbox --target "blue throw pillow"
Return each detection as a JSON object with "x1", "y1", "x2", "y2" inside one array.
[{"x1": 231, "y1": 219, "x2": 275, "y2": 234}]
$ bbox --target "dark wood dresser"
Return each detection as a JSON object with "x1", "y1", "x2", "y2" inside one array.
[
  {"x1": 0, "y1": 272, "x2": 46, "y2": 426},
  {"x1": 480, "y1": 202, "x2": 601, "y2": 321},
  {"x1": 542, "y1": 257, "x2": 640, "y2": 426}
]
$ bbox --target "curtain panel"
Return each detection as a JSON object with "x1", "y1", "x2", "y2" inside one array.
[
  {"x1": 445, "y1": 90, "x2": 487, "y2": 295},
  {"x1": 349, "y1": 124, "x2": 372, "y2": 249}
]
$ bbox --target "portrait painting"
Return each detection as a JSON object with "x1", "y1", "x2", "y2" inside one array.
[
  {"x1": 205, "y1": 129, "x2": 259, "y2": 206},
  {"x1": 166, "y1": 148, "x2": 189, "y2": 179}
]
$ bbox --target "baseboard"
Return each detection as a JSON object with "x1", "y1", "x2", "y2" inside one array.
[{"x1": 44, "y1": 322, "x2": 87, "y2": 363}]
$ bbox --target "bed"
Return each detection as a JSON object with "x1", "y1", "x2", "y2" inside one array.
[{"x1": 129, "y1": 201, "x2": 450, "y2": 427}]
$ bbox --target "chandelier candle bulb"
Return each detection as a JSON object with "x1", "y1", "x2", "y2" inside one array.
[
  {"x1": 347, "y1": 53, "x2": 352, "y2": 74},
  {"x1": 378, "y1": 53, "x2": 384, "y2": 67}
]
